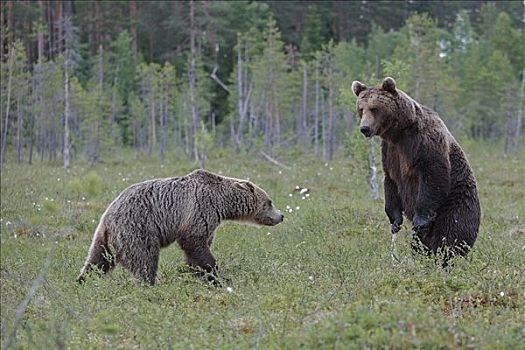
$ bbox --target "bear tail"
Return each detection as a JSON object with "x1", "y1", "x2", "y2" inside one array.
[{"x1": 77, "y1": 218, "x2": 115, "y2": 284}]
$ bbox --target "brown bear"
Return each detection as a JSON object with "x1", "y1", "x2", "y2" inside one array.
[
  {"x1": 351, "y1": 77, "x2": 480, "y2": 261},
  {"x1": 77, "y1": 169, "x2": 284, "y2": 285}
]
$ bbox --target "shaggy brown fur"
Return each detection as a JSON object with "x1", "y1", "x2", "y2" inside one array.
[
  {"x1": 352, "y1": 77, "x2": 480, "y2": 261},
  {"x1": 77, "y1": 169, "x2": 284, "y2": 285}
]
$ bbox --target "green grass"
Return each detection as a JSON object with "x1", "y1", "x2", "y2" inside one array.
[{"x1": 1, "y1": 144, "x2": 524, "y2": 349}]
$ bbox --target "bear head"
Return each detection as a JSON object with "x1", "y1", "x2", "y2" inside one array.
[
  {"x1": 351, "y1": 77, "x2": 415, "y2": 141},
  {"x1": 234, "y1": 181, "x2": 284, "y2": 226}
]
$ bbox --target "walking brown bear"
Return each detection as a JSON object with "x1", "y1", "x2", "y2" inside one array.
[
  {"x1": 351, "y1": 77, "x2": 480, "y2": 262},
  {"x1": 77, "y1": 169, "x2": 284, "y2": 285}
]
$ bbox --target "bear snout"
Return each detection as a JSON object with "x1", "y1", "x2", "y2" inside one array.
[
  {"x1": 360, "y1": 126, "x2": 372, "y2": 138},
  {"x1": 266, "y1": 211, "x2": 284, "y2": 226}
]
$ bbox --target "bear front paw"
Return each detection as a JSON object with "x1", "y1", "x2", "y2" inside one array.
[{"x1": 391, "y1": 217, "x2": 403, "y2": 234}]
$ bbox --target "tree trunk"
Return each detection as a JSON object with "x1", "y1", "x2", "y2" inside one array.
[
  {"x1": 55, "y1": 1, "x2": 63, "y2": 55},
  {"x1": 0, "y1": 2, "x2": 4, "y2": 62},
  {"x1": 235, "y1": 40, "x2": 244, "y2": 149},
  {"x1": 326, "y1": 63, "x2": 334, "y2": 161},
  {"x1": 189, "y1": 0, "x2": 199, "y2": 162},
  {"x1": 299, "y1": 62, "x2": 308, "y2": 147},
  {"x1": 159, "y1": 96, "x2": 166, "y2": 164},
  {"x1": 29, "y1": 70, "x2": 37, "y2": 165},
  {"x1": 7, "y1": 1, "x2": 13, "y2": 46},
  {"x1": 63, "y1": 46, "x2": 71, "y2": 168},
  {"x1": 94, "y1": 1, "x2": 100, "y2": 54},
  {"x1": 0, "y1": 44, "x2": 15, "y2": 173},
  {"x1": 16, "y1": 94, "x2": 22, "y2": 164},
  {"x1": 264, "y1": 95, "x2": 271, "y2": 147},
  {"x1": 504, "y1": 87, "x2": 515, "y2": 154},
  {"x1": 368, "y1": 139, "x2": 380, "y2": 200},
  {"x1": 0, "y1": 4, "x2": 3, "y2": 61},
  {"x1": 148, "y1": 95, "x2": 155, "y2": 156},
  {"x1": 514, "y1": 69, "x2": 525, "y2": 155},
  {"x1": 129, "y1": 0, "x2": 138, "y2": 60},
  {"x1": 183, "y1": 101, "x2": 189, "y2": 155},
  {"x1": 200, "y1": 121, "x2": 206, "y2": 169},
  {"x1": 321, "y1": 86, "x2": 326, "y2": 161},
  {"x1": 38, "y1": 1, "x2": 45, "y2": 61},
  {"x1": 274, "y1": 93, "x2": 281, "y2": 147},
  {"x1": 314, "y1": 62, "x2": 320, "y2": 156}
]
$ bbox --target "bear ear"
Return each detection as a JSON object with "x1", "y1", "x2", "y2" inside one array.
[
  {"x1": 381, "y1": 77, "x2": 397, "y2": 94},
  {"x1": 351, "y1": 81, "x2": 367, "y2": 97}
]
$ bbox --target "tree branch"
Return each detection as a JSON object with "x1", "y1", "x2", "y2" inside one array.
[
  {"x1": 260, "y1": 151, "x2": 290, "y2": 170},
  {"x1": 210, "y1": 66, "x2": 230, "y2": 93}
]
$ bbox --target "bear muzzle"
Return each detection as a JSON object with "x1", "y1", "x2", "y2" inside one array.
[{"x1": 360, "y1": 126, "x2": 373, "y2": 138}]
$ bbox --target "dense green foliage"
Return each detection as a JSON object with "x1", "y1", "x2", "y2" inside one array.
[
  {"x1": 0, "y1": 1, "x2": 523, "y2": 167},
  {"x1": 1, "y1": 144, "x2": 524, "y2": 348}
]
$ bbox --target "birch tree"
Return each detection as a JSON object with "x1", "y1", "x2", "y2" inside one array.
[
  {"x1": 188, "y1": 0, "x2": 199, "y2": 162},
  {"x1": 62, "y1": 16, "x2": 79, "y2": 168}
]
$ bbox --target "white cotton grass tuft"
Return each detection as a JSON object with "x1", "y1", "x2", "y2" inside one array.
[{"x1": 226, "y1": 287, "x2": 233, "y2": 293}]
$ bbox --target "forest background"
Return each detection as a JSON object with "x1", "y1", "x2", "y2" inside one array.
[{"x1": 0, "y1": 0, "x2": 524, "y2": 169}]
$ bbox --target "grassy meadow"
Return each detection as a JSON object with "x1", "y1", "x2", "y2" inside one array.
[{"x1": 1, "y1": 142, "x2": 524, "y2": 349}]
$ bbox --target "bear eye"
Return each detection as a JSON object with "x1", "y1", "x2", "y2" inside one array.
[
  {"x1": 358, "y1": 108, "x2": 363, "y2": 115},
  {"x1": 369, "y1": 107, "x2": 378, "y2": 113}
]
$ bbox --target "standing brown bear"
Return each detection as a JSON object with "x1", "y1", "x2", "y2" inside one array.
[
  {"x1": 351, "y1": 77, "x2": 480, "y2": 261},
  {"x1": 77, "y1": 169, "x2": 284, "y2": 285}
]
